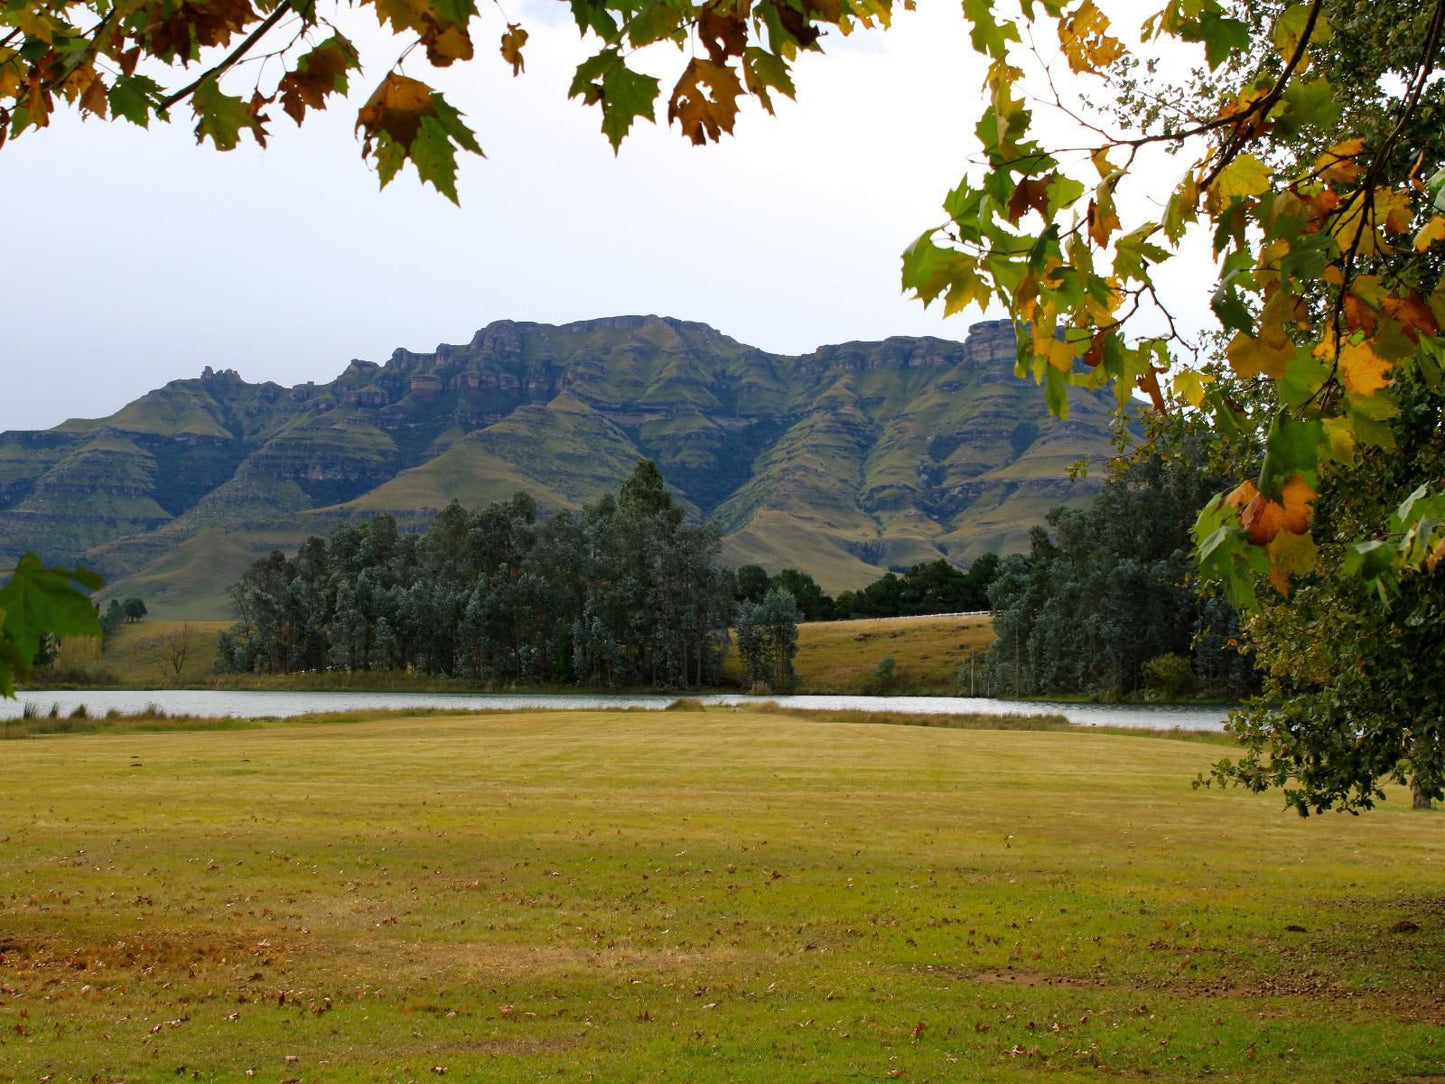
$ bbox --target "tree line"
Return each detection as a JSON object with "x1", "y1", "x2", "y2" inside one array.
[
  {"x1": 734, "y1": 556, "x2": 1000, "y2": 623},
  {"x1": 985, "y1": 434, "x2": 1258, "y2": 701},
  {"x1": 216, "y1": 461, "x2": 742, "y2": 689}
]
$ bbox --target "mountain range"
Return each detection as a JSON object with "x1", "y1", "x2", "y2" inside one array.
[{"x1": 0, "y1": 316, "x2": 1124, "y2": 617}]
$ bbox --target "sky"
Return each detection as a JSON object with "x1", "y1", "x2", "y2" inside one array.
[{"x1": 0, "y1": 0, "x2": 1217, "y2": 433}]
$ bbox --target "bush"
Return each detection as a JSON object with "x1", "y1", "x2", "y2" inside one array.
[
  {"x1": 867, "y1": 654, "x2": 897, "y2": 694},
  {"x1": 1141, "y1": 653, "x2": 1197, "y2": 699}
]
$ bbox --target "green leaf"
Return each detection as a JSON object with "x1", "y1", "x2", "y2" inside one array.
[
  {"x1": 962, "y1": 0, "x2": 1020, "y2": 57},
  {"x1": 411, "y1": 115, "x2": 462, "y2": 203},
  {"x1": 1272, "y1": 3, "x2": 1330, "y2": 63},
  {"x1": 1113, "y1": 225, "x2": 1169, "y2": 283},
  {"x1": 569, "y1": 50, "x2": 659, "y2": 151},
  {"x1": 109, "y1": 75, "x2": 162, "y2": 127},
  {"x1": 1210, "y1": 274, "x2": 1253, "y2": 333},
  {"x1": 1046, "y1": 173, "x2": 1085, "y2": 215},
  {"x1": 192, "y1": 77, "x2": 255, "y2": 151},
  {"x1": 1257, "y1": 411, "x2": 1322, "y2": 499},
  {"x1": 742, "y1": 47, "x2": 795, "y2": 115},
  {"x1": 1276, "y1": 77, "x2": 1340, "y2": 136},
  {"x1": 0, "y1": 554, "x2": 102, "y2": 695},
  {"x1": 1196, "y1": 11, "x2": 1250, "y2": 68}
]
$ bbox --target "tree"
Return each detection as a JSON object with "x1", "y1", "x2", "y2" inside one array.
[
  {"x1": 122, "y1": 597, "x2": 148, "y2": 624},
  {"x1": 156, "y1": 622, "x2": 196, "y2": 680},
  {"x1": 735, "y1": 587, "x2": 802, "y2": 693}
]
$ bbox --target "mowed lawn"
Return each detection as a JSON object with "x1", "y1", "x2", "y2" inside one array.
[{"x1": 0, "y1": 710, "x2": 1442, "y2": 1082}]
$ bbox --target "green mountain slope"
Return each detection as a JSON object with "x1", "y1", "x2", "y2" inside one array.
[{"x1": 0, "y1": 317, "x2": 1122, "y2": 616}]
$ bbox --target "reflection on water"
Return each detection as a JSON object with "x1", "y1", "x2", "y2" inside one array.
[{"x1": 1, "y1": 689, "x2": 1230, "y2": 731}]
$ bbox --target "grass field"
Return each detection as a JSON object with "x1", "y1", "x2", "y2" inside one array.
[
  {"x1": 1, "y1": 708, "x2": 1441, "y2": 1082},
  {"x1": 43, "y1": 614, "x2": 999, "y2": 695},
  {"x1": 791, "y1": 614, "x2": 996, "y2": 694}
]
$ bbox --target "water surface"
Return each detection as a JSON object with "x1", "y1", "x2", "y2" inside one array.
[{"x1": 1, "y1": 689, "x2": 1229, "y2": 731}]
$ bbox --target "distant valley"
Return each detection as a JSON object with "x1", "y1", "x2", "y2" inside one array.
[{"x1": 0, "y1": 316, "x2": 1122, "y2": 617}]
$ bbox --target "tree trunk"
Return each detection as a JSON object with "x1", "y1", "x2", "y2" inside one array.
[{"x1": 1412, "y1": 776, "x2": 1434, "y2": 810}]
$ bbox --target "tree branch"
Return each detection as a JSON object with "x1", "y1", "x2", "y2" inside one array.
[{"x1": 156, "y1": 0, "x2": 294, "y2": 113}]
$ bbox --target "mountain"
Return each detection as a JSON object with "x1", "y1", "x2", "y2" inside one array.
[{"x1": 0, "y1": 316, "x2": 1123, "y2": 617}]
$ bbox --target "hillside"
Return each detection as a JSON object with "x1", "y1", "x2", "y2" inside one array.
[{"x1": 0, "y1": 317, "x2": 1123, "y2": 616}]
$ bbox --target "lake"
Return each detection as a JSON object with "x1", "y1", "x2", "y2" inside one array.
[{"x1": 0, "y1": 689, "x2": 1230, "y2": 731}]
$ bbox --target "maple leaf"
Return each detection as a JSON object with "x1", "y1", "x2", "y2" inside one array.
[
  {"x1": 277, "y1": 35, "x2": 359, "y2": 126},
  {"x1": 1314, "y1": 137, "x2": 1365, "y2": 184},
  {"x1": 1415, "y1": 215, "x2": 1445, "y2": 252},
  {"x1": 77, "y1": 67, "x2": 109, "y2": 118},
  {"x1": 425, "y1": 25, "x2": 473, "y2": 66},
  {"x1": 1379, "y1": 294, "x2": 1440, "y2": 342},
  {"x1": 0, "y1": 555, "x2": 102, "y2": 694},
  {"x1": 1056, "y1": 0, "x2": 1124, "y2": 75},
  {"x1": 742, "y1": 47, "x2": 794, "y2": 115},
  {"x1": 668, "y1": 57, "x2": 742, "y2": 145},
  {"x1": 1266, "y1": 528, "x2": 1318, "y2": 596},
  {"x1": 358, "y1": 72, "x2": 436, "y2": 152},
  {"x1": 698, "y1": 5, "x2": 748, "y2": 64},
  {"x1": 500, "y1": 24, "x2": 528, "y2": 76},
  {"x1": 1226, "y1": 330, "x2": 1293, "y2": 380},
  {"x1": 1206, "y1": 152, "x2": 1270, "y2": 212},
  {"x1": 143, "y1": 0, "x2": 256, "y2": 63},
  {"x1": 1171, "y1": 368, "x2": 1214, "y2": 409},
  {"x1": 569, "y1": 50, "x2": 660, "y2": 152},
  {"x1": 1086, "y1": 190, "x2": 1119, "y2": 246},
  {"x1": 1006, "y1": 176, "x2": 1050, "y2": 223},
  {"x1": 1336, "y1": 339, "x2": 1393, "y2": 398},
  {"x1": 1228, "y1": 475, "x2": 1316, "y2": 545},
  {"x1": 192, "y1": 76, "x2": 261, "y2": 150}
]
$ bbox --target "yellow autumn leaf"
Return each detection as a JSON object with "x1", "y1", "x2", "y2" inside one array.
[
  {"x1": 1266, "y1": 529, "x2": 1319, "y2": 597},
  {"x1": 1375, "y1": 188, "x2": 1413, "y2": 234},
  {"x1": 1337, "y1": 338, "x2": 1393, "y2": 397},
  {"x1": 1057, "y1": 0, "x2": 1125, "y2": 75},
  {"x1": 1416, "y1": 215, "x2": 1445, "y2": 252},
  {"x1": 1211, "y1": 153, "x2": 1271, "y2": 201},
  {"x1": 1171, "y1": 369, "x2": 1215, "y2": 409},
  {"x1": 1226, "y1": 330, "x2": 1293, "y2": 380},
  {"x1": 1090, "y1": 146, "x2": 1114, "y2": 180},
  {"x1": 1314, "y1": 137, "x2": 1365, "y2": 184}
]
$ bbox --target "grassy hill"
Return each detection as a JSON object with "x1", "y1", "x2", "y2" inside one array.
[
  {"x1": 1, "y1": 317, "x2": 1124, "y2": 616},
  {"x1": 0, "y1": 708, "x2": 1439, "y2": 1081}
]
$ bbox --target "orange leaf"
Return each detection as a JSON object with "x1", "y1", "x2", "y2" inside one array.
[
  {"x1": 1343, "y1": 294, "x2": 1377, "y2": 335},
  {"x1": 668, "y1": 57, "x2": 742, "y2": 145},
  {"x1": 1337, "y1": 339, "x2": 1393, "y2": 397},
  {"x1": 1379, "y1": 294, "x2": 1440, "y2": 342},
  {"x1": 1086, "y1": 195, "x2": 1120, "y2": 246},
  {"x1": 1238, "y1": 474, "x2": 1315, "y2": 545}
]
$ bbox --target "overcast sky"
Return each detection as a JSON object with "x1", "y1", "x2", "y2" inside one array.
[{"x1": 1, "y1": 1, "x2": 1215, "y2": 433}]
